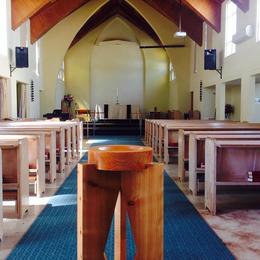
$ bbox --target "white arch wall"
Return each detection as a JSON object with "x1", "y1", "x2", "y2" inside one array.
[
  {"x1": 65, "y1": 16, "x2": 169, "y2": 112},
  {"x1": 40, "y1": 0, "x2": 189, "y2": 115},
  {"x1": 90, "y1": 41, "x2": 144, "y2": 109},
  {"x1": 127, "y1": 0, "x2": 192, "y2": 112},
  {"x1": 40, "y1": 0, "x2": 108, "y2": 116}
]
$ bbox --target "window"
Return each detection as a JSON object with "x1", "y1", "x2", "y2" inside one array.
[
  {"x1": 35, "y1": 41, "x2": 40, "y2": 75},
  {"x1": 225, "y1": 0, "x2": 237, "y2": 57},
  {"x1": 20, "y1": 22, "x2": 28, "y2": 47},
  {"x1": 0, "y1": 0, "x2": 7, "y2": 56},
  {"x1": 169, "y1": 62, "x2": 175, "y2": 81},
  {"x1": 257, "y1": 0, "x2": 260, "y2": 42},
  {"x1": 204, "y1": 23, "x2": 213, "y2": 50},
  {"x1": 58, "y1": 62, "x2": 65, "y2": 81}
]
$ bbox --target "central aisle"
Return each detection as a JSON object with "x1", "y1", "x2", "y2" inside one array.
[{"x1": 7, "y1": 136, "x2": 234, "y2": 260}]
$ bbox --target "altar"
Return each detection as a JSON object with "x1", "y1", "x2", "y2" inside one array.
[{"x1": 95, "y1": 104, "x2": 140, "y2": 120}]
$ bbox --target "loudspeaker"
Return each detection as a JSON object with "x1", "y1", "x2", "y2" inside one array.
[
  {"x1": 204, "y1": 49, "x2": 216, "y2": 70},
  {"x1": 15, "y1": 47, "x2": 29, "y2": 68}
]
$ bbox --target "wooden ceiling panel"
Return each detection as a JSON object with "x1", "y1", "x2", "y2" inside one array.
[
  {"x1": 183, "y1": 0, "x2": 221, "y2": 32},
  {"x1": 231, "y1": 0, "x2": 249, "y2": 12},
  {"x1": 70, "y1": 0, "x2": 162, "y2": 48},
  {"x1": 143, "y1": 0, "x2": 203, "y2": 46},
  {"x1": 30, "y1": 0, "x2": 89, "y2": 43},
  {"x1": 11, "y1": 0, "x2": 51, "y2": 29},
  {"x1": 12, "y1": 0, "x2": 244, "y2": 46}
]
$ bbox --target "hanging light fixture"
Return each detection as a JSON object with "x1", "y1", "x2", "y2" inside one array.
[{"x1": 174, "y1": 0, "x2": 187, "y2": 38}]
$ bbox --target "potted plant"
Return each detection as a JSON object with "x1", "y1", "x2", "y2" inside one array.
[{"x1": 225, "y1": 104, "x2": 234, "y2": 119}]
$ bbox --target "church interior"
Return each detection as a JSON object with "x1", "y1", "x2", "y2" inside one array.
[{"x1": 0, "y1": 0, "x2": 260, "y2": 259}]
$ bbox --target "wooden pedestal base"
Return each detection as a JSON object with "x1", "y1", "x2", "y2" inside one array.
[{"x1": 77, "y1": 163, "x2": 164, "y2": 260}]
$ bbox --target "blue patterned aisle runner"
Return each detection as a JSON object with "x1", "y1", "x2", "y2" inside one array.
[{"x1": 8, "y1": 136, "x2": 234, "y2": 260}]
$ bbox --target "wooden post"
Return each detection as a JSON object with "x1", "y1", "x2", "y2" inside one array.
[
  {"x1": 164, "y1": 126, "x2": 169, "y2": 164},
  {"x1": 77, "y1": 163, "x2": 121, "y2": 260},
  {"x1": 205, "y1": 139, "x2": 217, "y2": 215},
  {"x1": 189, "y1": 133, "x2": 198, "y2": 195},
  {"x1": 178, "y1": 130, "x2": 185, "y2": 181}
]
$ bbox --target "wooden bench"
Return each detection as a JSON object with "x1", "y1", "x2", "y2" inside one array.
[
  {"x1": 2, "y1": 121, "x2": 68, "y2": 169},
  {"x1": 177, "y1": 124, "x2": 260, "y2": 181},
  {"x1": 188, "y1": 132, "x2": 260, "y2": 196},
  {"x1": 0, "y1": 134, "x2": 45, "y2": 197},
  {"x1": 205, "y1": 139, "x2": 260, "y2": 215},
  {"x1": 0, "y1": 139, "x2": 29, "y2": 218},
  {"x1": 150, "y1": 120, "x2": 219, "y2": 161},
  {"x1": 162, "y1": 121, "x2": 234, "y2": 164},
  {"x1": 0, "y1": 127, "x2": 57, "y2": 183}
]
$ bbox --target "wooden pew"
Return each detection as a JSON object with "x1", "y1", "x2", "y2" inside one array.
[
  {"x1": 0, "y1": 127, "x2": 57, "y2": 183},
  {"x1": 205, "y1": 139, "x2": 260, "y2": 215},
  {"x1": 162, "y1": 121, "x2": 227, "y2": 164},
  {"x1": 0, "y1": 133, "x2": 45, "y2": 196},
  {"x1": 152, "y1": 120, "x2": 216, "y2": 161},
  {"x1": 0, "y1": 139, "x2": 29, "y2": 218},
  {"x1": 177, "y1": 124, "x2": 260, "y2": 181},
  {"x1": 46, "y1": 119, "x2": 82, "y2": 158},
  {"x1": 1, "y1": 121, "x2": 68, "y2": 167},
  {"x1": 0, "y1": 119, "x2": 83, "y2": 172},
  {"x1": 189, "y1": 132, "x2": 260, "y2": 195}
]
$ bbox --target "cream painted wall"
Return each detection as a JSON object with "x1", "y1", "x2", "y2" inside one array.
[
  {"x1": 91, "y1": 41, "x2": 144, "y2": 109},
  {"x1": 40, "y1": 0, "x2": 108, "y2": 116},
  {"x1": 65, "y1": 17, "x2": 169, "y2": 113},
  {"x1": 41, "y1": 0, "x2": 190, "y2": 116},
  {"x1": 225, "y1": 84, "x2": 241, "y2": 121},
  {"x1": 251, "y1": 82, "x2": 260, "y2": 122},
  {"x1": 189, "y1": 0, "x2": 260, "y2": 122},
  {"x1": 65, "y1": 26, "x2": 100, "y2": 109},
  {"x1": 143, "y1": 48, "x2": 169, "y2": 111},
  {"x1": 0, "y1": 0, "x2": 40, "y2": 118},
  {"x1": 127, "y1": 0, "x2": 191, "y2": 113},
  {"x1": 202, "y1": 85, "x2": 216, "y2": 119}
]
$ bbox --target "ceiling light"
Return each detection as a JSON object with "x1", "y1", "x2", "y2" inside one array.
[
  {"x1": 174, "y1": 31, "x2": 187, "y2": 38},
  {"x1": 174, "y1": 0, "x2": 187, "y2": 38}
]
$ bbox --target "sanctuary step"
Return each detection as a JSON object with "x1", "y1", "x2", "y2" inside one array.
[{"x1": 83, "y1": 119, "x2": 144, "y2": 136}]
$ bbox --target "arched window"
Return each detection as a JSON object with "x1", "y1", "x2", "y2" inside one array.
[{"x1": 169, "y1": 62, "x2": 175, "y2": 81}]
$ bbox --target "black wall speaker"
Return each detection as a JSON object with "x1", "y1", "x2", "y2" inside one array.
[
  {"x1": 204, "y1": 49, "x2": 216, "y2": 70},
  {"x1": 15, "y1": 47, "x2": 29, "y2": 68}
]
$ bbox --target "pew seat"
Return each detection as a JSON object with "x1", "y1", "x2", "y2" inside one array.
[{"x1": 205, "y1": 139, "x2": 260, "y2": 215}]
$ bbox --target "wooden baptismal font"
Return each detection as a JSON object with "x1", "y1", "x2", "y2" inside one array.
[{"x1": 77, "y1": 145, "x2": 164, "y2": 260}]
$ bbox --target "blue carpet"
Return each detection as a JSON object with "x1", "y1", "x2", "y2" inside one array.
[{"x1": 8, "y1": 136, "x2": 234, "y2": 260}]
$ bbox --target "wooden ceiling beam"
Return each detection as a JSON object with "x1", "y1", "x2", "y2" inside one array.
[
  {"x1": 143, "y1": 0, "x2": 203, "y2": 46},
  {"x1": 70, "y1": 1, "x2": 162, "y2": 48},
  {"x1": 11, "y1": 0, "x2": 52, "y2": 30},
  {"x1": 231, "y1": 0, "x2": 249, "y2": 12},
  {"x1": 182, "y1": 0, "x2": 222, "y2": 33},
  {"x1": 30, "y1": 0, "x2": 88, "y2": 43}
]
